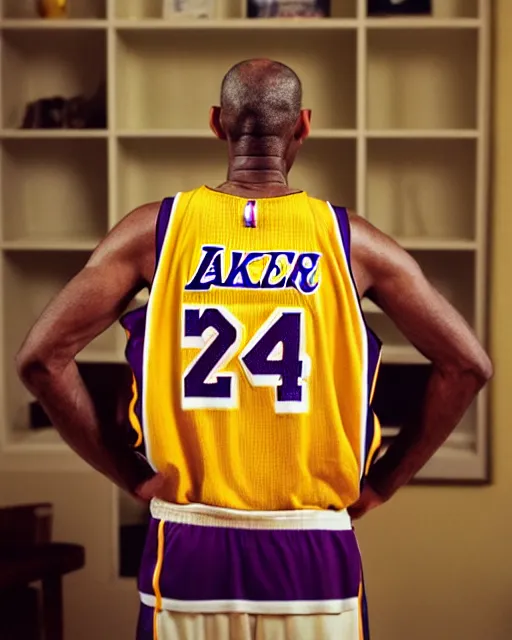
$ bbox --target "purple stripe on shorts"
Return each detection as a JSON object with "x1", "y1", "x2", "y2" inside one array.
[
  {"x1": 139, "y1": 519, "x2": 361, "y2": 603},
  {"x1": 138, "y1": 517, "x2": 159, "y2": 594}
]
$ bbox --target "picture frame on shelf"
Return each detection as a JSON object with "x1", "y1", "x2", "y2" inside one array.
[
  {"x1": 367, "y1": 0, "x2": 431, "y2": 16},
  {"x1": 247, "y1": 0, "x2": 330, "y2": 18},
  {"x1": 162, "y1": 0, "x2": 215, "y2": 19}
]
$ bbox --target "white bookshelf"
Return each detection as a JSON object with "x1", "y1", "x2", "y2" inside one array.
[{"x1": 0, "y1": 0, "x2": 490, "y2": 485}]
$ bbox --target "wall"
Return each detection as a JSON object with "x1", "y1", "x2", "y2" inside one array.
[{"x1": 0, "y1": 2, "x2": 510, "y2": 639}]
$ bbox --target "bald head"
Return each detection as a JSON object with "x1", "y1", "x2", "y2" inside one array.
[{"x1": 220, "y1": 59, "x2": 302, "y2": 142}]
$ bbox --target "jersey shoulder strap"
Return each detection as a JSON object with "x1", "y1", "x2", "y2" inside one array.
[
  {"x1": 328, "y1": 203, "x2": 351, "y2": 259},
  {"x1": 155, "y1": 196, "x2": 176, "y2": 264}
]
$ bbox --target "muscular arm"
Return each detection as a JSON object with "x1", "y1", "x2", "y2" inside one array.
[
  {"x1": 16, "y1": 202, "x2": 160, "y2": 495},
  {"x1": 350, "y1": 213, "x2": 493, "y2": 500}
]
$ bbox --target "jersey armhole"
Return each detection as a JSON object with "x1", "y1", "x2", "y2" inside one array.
[
  {"x1": 328, "y1": 203, "x2": 383, "y2": 351},
  {"x1": 147, "y1": 196, "x2": 176, "y2": 291}
]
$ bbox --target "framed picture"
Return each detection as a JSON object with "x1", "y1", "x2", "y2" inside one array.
[
  {"x1": 247, "y1": 0, "x2": 330, "y2": 18},
  {"x1": 162, "y1": 0, "x2": 215, "y2": 19},
  {"x1": 368, "y1": 0, "x2": 431, "y2": 16}
]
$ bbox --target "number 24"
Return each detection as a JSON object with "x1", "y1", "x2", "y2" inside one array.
[{"x1": 182, "y1": 305, "x2": 311, "y2": 414}]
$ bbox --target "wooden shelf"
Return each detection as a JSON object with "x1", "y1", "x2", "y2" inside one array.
[
  {"x1": 365, "y1": 18, "x2": 481, "y2": 29},
  {"x1": 1, "y1": 240, "x2": 99, "y2": 251},
  {"x1": 0, "y1": 19, "x2": 107, "y2": 29},
  {"x1": 0, "y1": 130, "x2": 108, "y2": 139},
  {"x1": 381, "y1": 346, "x2": 428, "y2": 365},
  {"x1": 361, "y1": 299, "x2": 383, "y2": 314},
  {"x1": 114, "y1": 18, "x2": 359, "y2": 30},
  {"x1": 116, "y1": 128, "x2": 358, "y2": 139},
  {"x1": 365, "y1": 129, "x2": 479, "y2": 139},
  {"x1": 0, "y1": 1, "x2": 490, "y2": 485}
]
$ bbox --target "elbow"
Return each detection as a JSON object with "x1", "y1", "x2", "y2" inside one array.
[
  {"x1": 475, "y1": 353, "x2": 494, "y2": 386},
  {"x1": 447, "y1": 352, "x2": 493, "y2": 390},
  {"x1": 15, "y1": 347, "x2": 52, "y2": 387}
]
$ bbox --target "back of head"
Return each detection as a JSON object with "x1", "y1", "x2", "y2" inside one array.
[{"x1": 220, "y1": 59, "x2": 302, "y2": 144}]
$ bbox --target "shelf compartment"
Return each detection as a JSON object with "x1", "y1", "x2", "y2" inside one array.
[
  {"x1": 114, "y1": 0, "x2": 356, "y2": 19},
  {"x1": 373, "y1": 363, "x2": 432, "y2": 430},
  {"x1": 2, "y1": 0, "x2": 107, "y2": 19},
  {"x1": 367, "y1": 29, "x2": 477, "y2": 130},
  {"x1": 365, "y1": 312, "x2": 410, "y2": 348},
  {"x1": 76, "y1": 325, "x2": 125, "y2": 364},
  {"x1": 366, "y1": 139, "x2": 476, "y2": 240},
  {"x1": 291, "y1": 139, "x2": 356, "y2": 207},
  {"x1": 1, "y1": 139, "x2": 108, "y2": 243},
  {"x1": 3, "y1": 251, "x2": 89, "y2": 438},
  {"x1": 375, "y1": 365, "x2": 475, "y2": 429},
  {"x1": 416, "y1": 0, "x2": 479, "y2": 19},
  {"x1": 0, "y1": 19, "x2": 107, "y2": 29},
  {"x1": 364, "y1": 251, "x2": 476, "y2": 348},
  {"x1": 116, "y1": 29, "x2": 356, "y2": 130},
  {"x1": 115, "y1": 0, "x2": 244, "y2": 19},
  {"x1": 373, "y1": 363, "x2": 477, "y2": 449},
  {"x1": 1, "y1": 29, "x2": 106, "y2": 130},
  {"x1": 412, "y1": 250, "x2": 475, "y2": 325},
  {"x1": 117, "y1": 138, "x2": 225, "y2": 215},
  {"x1": 117, "y1": 137, "x2": 356, "y2": 217}
]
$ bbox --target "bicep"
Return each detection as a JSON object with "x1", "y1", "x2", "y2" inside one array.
[
  {"x1": 17, "y1": 204, "x2": 157, "y2": 368},
  {"x1": 351, "y1": 216, "x2": 491, "y2": 376}
]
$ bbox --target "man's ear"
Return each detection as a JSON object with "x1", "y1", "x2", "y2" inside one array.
[
  {"x1": 210, "y1": 106, "x2": 227, "y2": 140},
  {"x1": 295, "y1": 109, "x2": 311, "y2": 141}
]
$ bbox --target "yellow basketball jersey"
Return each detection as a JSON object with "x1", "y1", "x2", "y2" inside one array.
[{"x1": 121, "y1": 186, "x2": 381, "y2": 511}]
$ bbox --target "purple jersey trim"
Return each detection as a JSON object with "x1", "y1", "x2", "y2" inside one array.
[
  {"x1": 139, "y1": 517, "x2": 362, "y2": 605},
  {"x1": 330, "y1": 205, "x2": 383, "y2": 480},
  {"x1": 156, "y1": 197, "x2": 175, "y2": 265},
  {"x1": 120, "y1": 197, "x2": 176, "y2": 457}
]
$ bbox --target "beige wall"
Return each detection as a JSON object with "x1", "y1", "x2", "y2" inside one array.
[{"x1": 1, "y1": 3, "x2": 511, "y2": 639}]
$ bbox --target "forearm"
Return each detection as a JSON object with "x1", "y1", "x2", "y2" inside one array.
[
  {"x1": 18, "y1": 358, "x2": 154, "y2": 494},
  {"x1": 367, "y1": 365, "x2": 488, "y2": 500}
]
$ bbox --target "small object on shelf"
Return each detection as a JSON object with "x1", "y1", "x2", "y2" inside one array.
[
  {"x1": 20, "y1": 82, "x2": 107, "y2": 130},
  {"x1": 248, "y1": 0, "x2": 330, "y2": 18},
  {"x1": 37, "y1": 0, "x2": 68, "y2": 19},
  {"x1": 367, "y1": 0, "x2": 431, "y2": 16},
  {"x1": 162, "y1": 0, "x2": 215, "y2": 19}
]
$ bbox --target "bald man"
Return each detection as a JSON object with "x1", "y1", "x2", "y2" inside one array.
[{"x1": 17, "y1": 59, "x2": 492, "y2": 640}]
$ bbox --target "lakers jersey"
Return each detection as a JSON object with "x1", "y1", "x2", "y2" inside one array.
[{"x1": 121, "y1": 186, "x2": 382, "y2": 511}]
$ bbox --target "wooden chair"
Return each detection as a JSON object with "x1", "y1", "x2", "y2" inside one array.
[{"x1": 0, "y1": 503, "x2": 85, "y2": 640}]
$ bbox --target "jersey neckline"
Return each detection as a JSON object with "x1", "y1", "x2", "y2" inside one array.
[{"x1": 201, "y1": 185, "x2": 307, "y2": 201}]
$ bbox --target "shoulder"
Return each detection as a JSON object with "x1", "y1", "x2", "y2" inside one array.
[
  {"x1": 87, "y1": 200, "x2": 164, "y2": 285},
  {"x1": 118, "y1": 200, "x2": 162, "y2": 235},
  {"x1": 345, "y1": 208, "x2": 423, "y2": 295}
]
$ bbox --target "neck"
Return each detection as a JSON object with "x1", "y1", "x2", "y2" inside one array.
[
  {"x1": 228, "y1": 153, "x2": 288, "y2": 184},
  {"x1": 218, "y1": 148, "x2": 296, "y2": 197}
]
